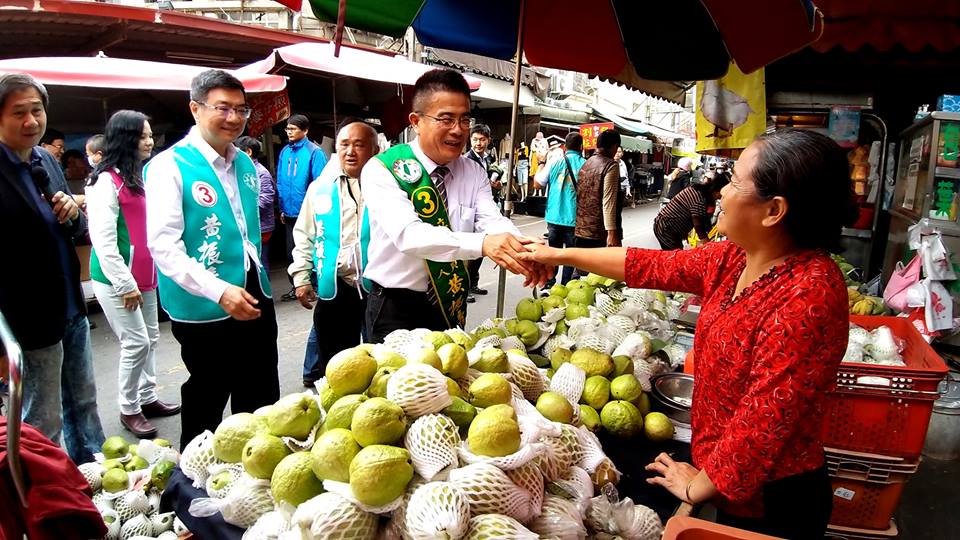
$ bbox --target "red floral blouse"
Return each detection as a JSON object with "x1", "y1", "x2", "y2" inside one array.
[{"x1": 625, "y1": 241, "x2": 848, "y2": 517}]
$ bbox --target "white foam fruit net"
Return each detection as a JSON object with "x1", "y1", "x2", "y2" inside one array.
[
  {"x1": 614, "y1": 333, "x2": 653, "y2": 361},
  {"x1": 607, "y1": 315, "x2": 637, "y2": 334},
  {"x1": 576, "y1": 334, "x2": 615, "y2": 356},
  {"x1": 575, "y1": 426, "x2": 620, "y2": 483},
  {"x1": 528, "y1": 494, "x2": 588, "y2": 540},
  {"x1": 205, "y1": 462, "x2": 244, "y2": 499},
  {"x1": 405, "y1": 414, "x2": 461, "y2": 481},
  {"x1": 594, "y1": 293, "x2": 622, "y2": 317},
  {"x1": 404, "y1": 481, "x2": 471, "y2": 540},
  {"x1": 290, "y1": 492, "x2": 378, "y2": 540},
  {"x1": 549, "y1": 363, "x2": 586, "y2": 406},
  {"x1": 113, "y1": 490, "x2": 150, "y2": 522},
  {"x1": 322, "y1": 480, "x2": 405, "y2": 515},
  {"x1": 463, "y1": 514, "x2": 538, "y2": 540},
  {"x1": 243, "y1": 510, "x2": 291, "y2": 540},
  {"x1": 448, "y1": 463, "x2": 534, "y2": 523},
  {"x1": 542, "y1": 306, "x2": 566, "y2": 323},
  {"x1": 498, "y1": 335, "x2": 526, "y2": 353},
  {"x1": 387, "y1": 363, "x2": 453, "y2": 417},
  {"x1": 505, "y1": 462, "x2": 544, "y2": 520},
  {"x1": 120, "y1": 514, "x2": 152, "y2": 539},
  {"x1": 180, "y1": 430, "x2": 220, "y2": 489},
  {"x1": 540, "y1": 334, "x2": 573, "y2": 361},
  {"x1": 506, "y1": 352, "x2": 545, "y2": 401},
  {"x1": 189, "y1": 472, "x2": 274, "y2": 529},
  {"x1": 538, "y1": 425, "x2": 582, "y2": 483}
]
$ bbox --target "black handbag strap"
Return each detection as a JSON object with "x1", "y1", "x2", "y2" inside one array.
[{"x1": 563, "y1": 154, "x2": 578, "y2": 190}]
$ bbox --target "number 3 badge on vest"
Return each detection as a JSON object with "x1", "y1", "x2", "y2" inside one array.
[
  {"x1": 192, "y1": 181, "x2": 218, "y2": 207},
  {"x1": 393, "y1": 159, "x2": 422, "y2": 183}
]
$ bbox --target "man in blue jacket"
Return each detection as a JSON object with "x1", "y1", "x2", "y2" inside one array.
[
  {"x1": 277, "y1": 114, "x2": 327, "y2": 300},
  {"x1": 536, "y1": 131, "x2": 585, "y2": 289}
]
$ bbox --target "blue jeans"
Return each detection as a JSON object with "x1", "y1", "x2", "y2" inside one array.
[
  {"x1": 21, "y1": 314, "x2": 105, "y2": 464},
  {"x1": 302, "y1": 325, "x2": 320, "y2": 382},
  {"x1": 545, "y1": 223, "x2": 576, "y2": 287}
]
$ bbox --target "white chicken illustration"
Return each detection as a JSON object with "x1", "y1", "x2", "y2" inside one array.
[{"x1": 699, "y1": 79, "x2": 754, "y2": 137}]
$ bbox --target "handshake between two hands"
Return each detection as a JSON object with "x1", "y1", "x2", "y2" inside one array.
[{"x1": 481, "y1": 233, "x2": 556, "y2": 289}]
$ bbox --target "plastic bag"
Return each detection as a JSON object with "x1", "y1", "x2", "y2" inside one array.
[
  {"x1": 528, "y1": 494, "x2": 587, "y2": 540},
  {"x1": 586, "y1": 484, "x2": 663, "y2": 540}
]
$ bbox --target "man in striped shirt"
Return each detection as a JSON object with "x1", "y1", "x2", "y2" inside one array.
[{"x1": 653, "y1": 171, "x2": 728, "y2": 250}]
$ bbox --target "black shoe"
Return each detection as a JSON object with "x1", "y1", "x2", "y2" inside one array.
[
  {"x1": 466, "y1": 295, "x2": 476, "y2": 303},
  {"x1": 469, "y1": 287, "x2": 488, "y2": 295},
  {"x1": 89, "y1": 320, "x2": 97, "y2": 330},
  {"x1": 141, "y1": 400, "x2": 182, "y2": 418},
  {"x1": 281, "y1": 288, "x2": 297, "y2": 302},
  {"x1": 303, "y1": 379, "x2": 318, "y2": 389}
]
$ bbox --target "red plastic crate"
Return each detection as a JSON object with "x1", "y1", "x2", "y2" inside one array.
[
  {"x1": 826, "y1": 520, "x2": 898, "y2": 539},
  {"x1": 821, "y1": 315, "x2": 948, "y2": 458},
  {"x1": 825, "y1": 448, "x2": 918, "y2": 530},
  {"x1": 662, "y1": 517, "x2": 780, "y2": 539}
]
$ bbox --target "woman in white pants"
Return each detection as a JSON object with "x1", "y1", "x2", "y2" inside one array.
[{"x1": 87, "y1": 110, "x2": 180, "y2": 438}]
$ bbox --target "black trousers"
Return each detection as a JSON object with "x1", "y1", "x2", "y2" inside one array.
[
  {"x1": 366, "y1": 283, "x2": 450, "y2": 344},
  {"x1": 467, "y1": 258, "x2": 483, "y2": 291},
  {"x1": 171, "y1": 268, "x2": 280, "y2": 450},
  {"x1": 716, "y1": 465, "x2": 832, "y2": 540},
  {"x1": 573, "y1": 236, "x2": 605, "y2": 277},
  {"x1": 284, "y1": 218, "x2": 298, "y2": 285},
  {"x1": 306, "y1": 278, "x2": 367, "y2": 381}
]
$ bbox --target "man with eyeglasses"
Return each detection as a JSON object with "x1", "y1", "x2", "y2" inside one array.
[
  {"x1": 361, "y1": 69, "x2": 552, "y2": 342},
  {"x1": 145, "y1": 69, "x2": 279, "y2": 449}
]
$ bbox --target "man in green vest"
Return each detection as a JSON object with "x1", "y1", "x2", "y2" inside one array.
[
  {"x1": 361, "y1": 69, "x2": 552, "y2": 343},
  {"x1": 145, "y1": 70, "x2": 279, "y2": 449},
  {"x1": 289, "y1": 121, "x2": 377, "y2": 386}
]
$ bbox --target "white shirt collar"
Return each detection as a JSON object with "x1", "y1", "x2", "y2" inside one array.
[
  {"x1": 187, "y1": 126, "x2": 237, "y2": 166},
  {"x1": 410, "y1": 138, "x2": 442, "y2": 174}
]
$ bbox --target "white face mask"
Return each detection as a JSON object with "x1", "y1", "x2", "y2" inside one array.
[{"x1": 87, "y1": 155, "x2": 98, "y2": 168}]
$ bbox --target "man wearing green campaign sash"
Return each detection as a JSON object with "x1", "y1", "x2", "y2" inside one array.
[
  {"x1": 145, "y1": 70, "x2": 279, "y2": 449},
  {"x1": 361, "y1": 69, "x2": 553, "y2": 343},
  {"x1": 289, "y1": 121, "x2": 377, "y2": 386}
]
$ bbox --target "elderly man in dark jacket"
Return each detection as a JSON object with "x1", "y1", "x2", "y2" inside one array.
[{"x1": 0, "y1": 74, "x2": 104, "y2": 464}]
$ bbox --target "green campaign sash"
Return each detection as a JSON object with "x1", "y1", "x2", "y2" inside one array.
[{"x1": 376, "y1": 144, "x2": 469, "y2": 328}]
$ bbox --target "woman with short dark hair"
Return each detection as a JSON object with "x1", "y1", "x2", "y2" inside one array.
[
  {"x1": 519, "y1": 129, "x2": 857, "y2": 538},
  {"x1": 87, "y1": 110, "x2": 180, "y2": 438}
]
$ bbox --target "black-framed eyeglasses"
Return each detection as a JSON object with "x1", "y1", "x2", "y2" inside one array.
[
  {"x1": 194, "y1": 101, "x2": 253, "y2": 120},
  {"x1": 417, "y1": 112, "x2": 472, "y2": 129}
]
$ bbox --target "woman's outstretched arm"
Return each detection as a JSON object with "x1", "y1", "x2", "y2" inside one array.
[{"x1": 518, "y1": 245, "x2": 628, "y2": 281}]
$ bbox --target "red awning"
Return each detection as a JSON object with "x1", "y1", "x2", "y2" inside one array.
[
  {"x1": 239, "y1": 42, "x2": 482, "y2": 90},
  {"x1": 0, "y1": 56, "x2": 287, "y2": 93},
  {"x1": 812, "y1": 0, "x2": 960, "y2": 52}
]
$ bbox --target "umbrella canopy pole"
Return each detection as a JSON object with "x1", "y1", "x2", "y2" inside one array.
[{"x1": 496, "y1": 0, "x2": 527, "y2": 318}]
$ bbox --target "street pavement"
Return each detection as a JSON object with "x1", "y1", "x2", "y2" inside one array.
[{"x1": 87, "y1": 202, "x2": 662, "y2": 446}]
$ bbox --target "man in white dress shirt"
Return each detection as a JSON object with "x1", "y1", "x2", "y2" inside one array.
[
  {"x1": 145, "y1": 70, "x2": 279, "y2": 449},
  {"x1": 361, "y1": 69, "x2": 550, "y2": 342}
]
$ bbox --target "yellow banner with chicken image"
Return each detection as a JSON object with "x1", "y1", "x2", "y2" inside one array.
[{"x1": 695, "y1": 63, "x2": 766, "y2": 155}]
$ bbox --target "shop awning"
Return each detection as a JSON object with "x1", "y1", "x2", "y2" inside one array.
[
  {"x1": 522, "y1": 104, "x2": 592, "y2": 126},
  {"x1": 471, "y1": 75, "x2": 536, "y2": 109},
  {"x1": 0, "y1": 55, "x2": 287, "y2": 93},
  {"x1": 591, "y1": 105, "x2": 682, "y2": 142},
  {"x1": 620, "y1": 135, "x2": 653, "y2": 154},
  {"x1": 811, "y1": 0, "x2": 960, "y2": 53},
  {"x1": 309, "y1": 0, "x2": 822, "y2": 102},
  {"x1": 238, "y1": 42, "x2": 481, "y2": 89}
]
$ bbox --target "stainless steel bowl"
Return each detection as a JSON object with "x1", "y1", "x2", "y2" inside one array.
[{"x1": 650, "y1": 373, "x2": 694, "y2": 424}]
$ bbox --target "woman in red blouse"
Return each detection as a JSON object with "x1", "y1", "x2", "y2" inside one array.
[{"x1": 521, "y1": 129, "x2": 857, "y2": 538}]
